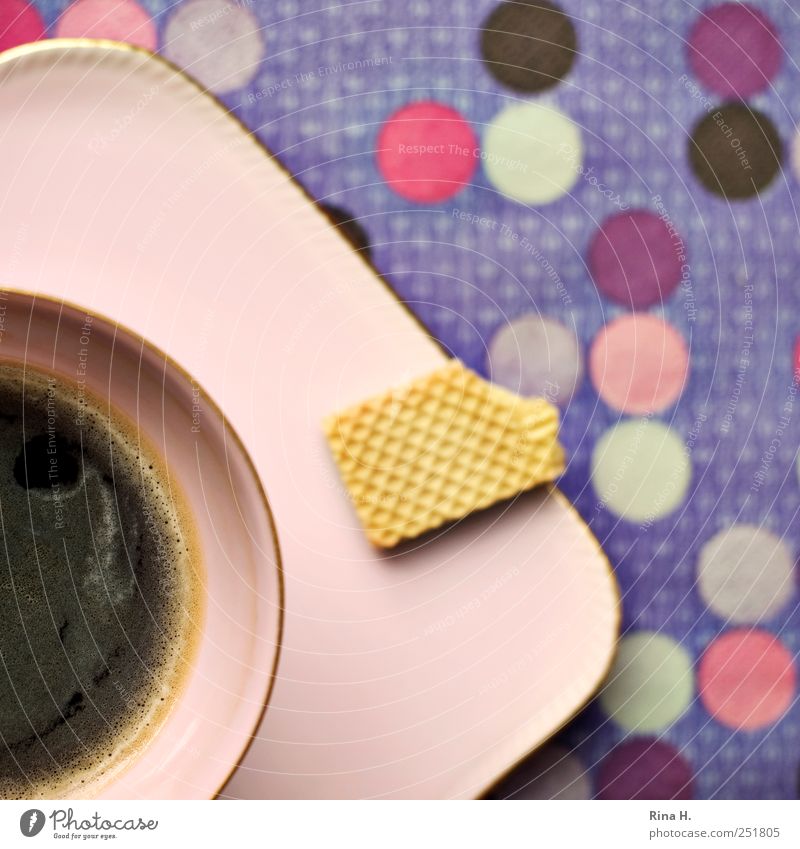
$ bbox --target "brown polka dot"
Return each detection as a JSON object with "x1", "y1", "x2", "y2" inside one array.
[
  {"x1": 320, "y1": 204, "x2": 372, "y2": 260},
  {"x1": 688, "y1": 103, "x2": 783, "y2": 199},
  {"x1": 480, "y1": 0, "x2": 577, "y2": 93}
]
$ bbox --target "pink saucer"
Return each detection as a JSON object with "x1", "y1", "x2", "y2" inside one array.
[{"x1": 0, "y1": 40, "x2": 619, "y2": 799}]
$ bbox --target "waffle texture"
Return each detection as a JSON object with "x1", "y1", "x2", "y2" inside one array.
[{"x1": 323, "y1": 360, "x2": 565, "y2": 547}]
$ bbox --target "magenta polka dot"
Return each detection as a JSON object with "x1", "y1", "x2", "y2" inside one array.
[
  {"x1": 794, "y1": 335, "x2": 800, "y2": 380},
  {"x1": 688, "y1": 3, "x2": 781, "y2": 98},
  {"x1": 376, "y1": 102, "x2": 478, "y2": 203},
  {"x1": 56, "y1": 0, "x2": 157, "y2": 51},
  {"x1": 0, "y1": 0, "x2": 44, "y2": 51},
  {"x1": 597, "y1": 739, "x2": 694, "y2": 800},
  {"x1": 588, "y1": 210, "x2": 683, "y2": 310}
]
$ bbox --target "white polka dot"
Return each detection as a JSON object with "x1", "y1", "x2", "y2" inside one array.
[
  {"x1": 599, "y1": 631, "x2": 693, "y2": 732},
  {"x1": 163, "y1": 0, "x2": 265, "y2": 94},
  {"x1": 592, "y1": 419, "x2": 690, "y2": 522},
  {"x1": 487, "y1": 315, "x2": 582, "y2": 406},
  {"x1": 698, "y1": 525, "x2": 794, "y2": 623},
  {"x1": 483, "y1": 103, "x2": 581, "y2": 204},
  {"x1": 388, "y1": 29, "x2": 409, "y2": 47}
]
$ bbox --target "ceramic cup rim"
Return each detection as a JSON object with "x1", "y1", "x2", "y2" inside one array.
[{"x1": 0, "y1": 288, "x2": 285, "y2": 799}]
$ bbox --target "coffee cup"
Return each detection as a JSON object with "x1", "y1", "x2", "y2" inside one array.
[{"x1": 0, "y1": 290, "x2": 283, "y2": 800}]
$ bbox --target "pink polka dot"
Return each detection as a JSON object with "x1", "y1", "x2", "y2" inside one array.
[
  {"x1": 688, "y1": 3, "x2": 781, "y2": 99},
  {"x1": 56, "y1": 0, "x2": 157, "y2": 51},
  {"x1": 699, "y1": 629, "x2": 796, "y2": 731},
  {"x1": 588, "y1": 210, "x2": 684, "y2": 310},
  {"x1": 597, "y1": 739, "x2": 694, "y2": 800},
  {"x1": 589, "y1": 314, "x2": 689, "y2": 414},
  {"x1": 0, "y1": 0, "x2": 44, "y2": 51},
  {"x1": 376, "y1": 102, "x2": 478, "y2": 203},
  {"x1": 793, "y1": 335, "x2": 800, "y2": 380}
]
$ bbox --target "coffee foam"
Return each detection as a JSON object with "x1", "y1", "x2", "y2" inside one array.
[{"x1": 0, "y1": 363, "x2": 204, "y2": 799}]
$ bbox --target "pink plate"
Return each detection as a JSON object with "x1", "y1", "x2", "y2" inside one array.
[{"x1": 0, "y1": 39, "x2": 620, "y2": 799}]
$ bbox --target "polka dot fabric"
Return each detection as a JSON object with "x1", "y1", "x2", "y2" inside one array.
[
  {"x1": 25, "y1": 0, "x2": 800, "y2": 799},
  {"x1": 54, "y1": 0, "x2": 156, "y2": 49}
]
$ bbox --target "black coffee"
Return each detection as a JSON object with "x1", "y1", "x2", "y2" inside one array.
[{"x1": 0, "y1": 364, "x2": 202, "y2": 798}]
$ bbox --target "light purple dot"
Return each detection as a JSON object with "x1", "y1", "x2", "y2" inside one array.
[
  {"x1": 487, "y1": 315, "x2": 582, "y2": 406},
  {"x1": 588, "y1": 210, "x2": 683, "y2": 310},
  {"x1": 596, "y1": 739, "x2": 694, "y2": 800},
  {"x1": 687, "y1": 3, "x2": 781, "y2": 98}
]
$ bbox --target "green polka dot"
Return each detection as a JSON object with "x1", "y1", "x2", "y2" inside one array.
[
  {"x1": 483, "y1": 103, "x2": 581, "y2": 204},
  {"x1": 600, "y1": 632, "x2": 693, "y2": 732},
  {"x1": 592, "y1": 419, "x2": 690, "y2": 522}
]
